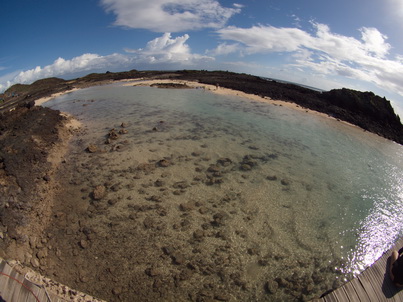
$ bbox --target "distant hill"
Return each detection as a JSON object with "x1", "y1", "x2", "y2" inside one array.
[{"x1": 1, "y1": 70, "x2": 402, "y2": 144}]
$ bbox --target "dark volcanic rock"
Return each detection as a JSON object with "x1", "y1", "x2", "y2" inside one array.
[{"x1": 0, "y1": 106, "x2": 65, "y2": 236}]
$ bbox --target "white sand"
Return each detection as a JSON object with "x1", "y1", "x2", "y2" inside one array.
[{"x1": 35, "y1": 88, "x2": 79, "y2": 106}]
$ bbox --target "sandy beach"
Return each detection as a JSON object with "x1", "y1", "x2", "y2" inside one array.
[
  {"x1": 122, "y1": 78, "x2": 367, "y2": 132},
  {"x1": 35, "y1": 87, "x2": 80, "y2": 106}
]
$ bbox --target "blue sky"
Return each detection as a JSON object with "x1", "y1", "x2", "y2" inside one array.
[{"x1": 2, "y1": 0, "x2": 403, "y2": 116}]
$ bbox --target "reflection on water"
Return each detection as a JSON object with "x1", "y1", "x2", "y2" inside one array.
[
  {"x1": 43, "y1": 84, "x2": 403, "y2": 301},
  {"x1": 345, "y1": 161, "x2": 403, "y2": 275}
]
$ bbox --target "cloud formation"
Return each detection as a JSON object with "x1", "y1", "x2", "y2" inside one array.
[
  {"x1": 101, "y1": 0, "x2": 241, "y2": 32},
  {"x1": 0, "y1": 33, "x2": 212, "y2": 91},
  {"x1": 0, "y1": 53, "x2": 131, "y2": 92},
  {"x1": 215, "y1": 23, "x2": 403, "y2": 98},
  {"x1": 125, "y1": 33, "x2": 212, "y2": 64},
  {"x1": 386, "y1": 0, "x2": 403, "y2": 19}
]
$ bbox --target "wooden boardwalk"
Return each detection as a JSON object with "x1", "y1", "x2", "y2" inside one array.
[
  {"x1": 1, "y1": 259, "x2": 61, "y2": 302},
  {"x1": 0, "y1": 257, "x2": 104, "y2": 302},
  {"x1": 320, "y1": 237, "x2": 403, "y2": 302}
]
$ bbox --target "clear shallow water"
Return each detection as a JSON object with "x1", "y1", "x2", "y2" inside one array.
[{"x1": 44, "y1": 84, "x2": 403, "y2": 300}]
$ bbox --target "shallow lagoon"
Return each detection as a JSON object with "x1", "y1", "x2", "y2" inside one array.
[{"x1": 43, "y1": 84, "x2": 403, "y2": 301}]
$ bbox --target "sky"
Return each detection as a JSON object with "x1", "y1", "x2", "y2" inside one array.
[{"x1": 2, "y1": 0, "x2": 403, "y2": 117}]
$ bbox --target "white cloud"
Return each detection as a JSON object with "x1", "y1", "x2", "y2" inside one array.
[
  {"x1": 216, "y1": 25, "x2": 313, "y2": 54},
  {"x1": 100, "y1": 0, "x2": 241, "y2": 32},
  {"x1": 386, "y1": 0, "x2": 403, "y2": 19},
  {"x1": 215, "y1": 23, "x2": 403, "y2": 101},
  {"x1": 360, "y1": 27, "x2": 390, "y2": 58},
  {"x1": 125, "y1": 33, "x2": 212, "y2": 64},
  {"x1": 0, "y1": 33, "x2": 213, "y2": 91},
  {"x1": 208, "y1": 42, "x2": 241, "y2": 56},
  {"x1": 1, "y1": 53, "x2": 131, "y2": 91}
]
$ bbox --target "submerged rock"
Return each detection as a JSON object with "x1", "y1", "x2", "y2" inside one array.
[
  {"x1": 79, "y1": 239, "x2": 89, "y2": 249},
  {"x1": 240, "y1": 164, "x2": 252, "y2": 171},
  {"x1": 154, "y1": 179, "x2": 165, "y2": 187},
  {"x1": 86, "y1": 144, "x2": 98, "y2": 153},
  {"x1": 92, "y1": 185, "x2": 106, "y2": 200},
  {"x1": 266, "y1": 280, "x2": 279, "y2": 294},
  {"x1": 108, "y1": 129, "x2": 119, "y2": 140},
  {"x1": 207, "y1": 165, "x2": 221, "y2": 173},
  {"x1": 172, "y1": 181, "x2": 189, "y2": 189},
  {"x1": 217, "y1": 157, "x2": 232, "y2": 167},
  {"x1": 212, "y1": 211, "x2": 229, "y2": 227},
  {"x1": 281, "y1": 179, "x2": 290, "y2": 186},
  {"x1": 157, "y1": 159, "x2": 171, "y2": 167},
  {"x1": 179, "y1": 202, "x2": 194, "y2": 212}
]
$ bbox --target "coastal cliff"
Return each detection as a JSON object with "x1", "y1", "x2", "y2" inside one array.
[{"x1": 1, "y1": 70, "x2": 402, "y2": 144}]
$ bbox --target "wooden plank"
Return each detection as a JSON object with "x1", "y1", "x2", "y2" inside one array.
[
  {"x1": 375, "y1": 249, "x2": 403, "y2": 301},
  {"x1": 365, "y1": 268, "x2": 389, "y2": 300},
  {"x1": 348, "y1": 279, "x2": 370, "y2": 302},
  {"x1": 0, "y1": 260, "x2": 6, "y2": 272},
  {"x1": 363, "y1": 268, "x2": 386, "y2": 301},
  {"x1": 357, "y1": 273, "x2": 382, "y2": 302},
  {"x1": 342, "y1": 280, "x2": 362, "y2": 302},
  {"x1": 2, "y1": 262, "x2": 18, "y2": 302},
  {"x1": 371, "y1": 261, "x2": 396, "y2": 300},
  {"x1": 319, "y1": 237, "x2": 403, "y2": 302},
  {"x1": 323, "y1": 291, "x2": 340, "y2": 302},
  {"x1": 335, "y1": 285, "x2": 350, "y2": 302},
  {"x1": 23, "y1": 278, "x2": 41, "y2": 302},
  {"x1": 0, "y1": 261, "x2": 38, "y2": 302},
  {"x1": 0, "y1": 258, "x2": 102, "y2": 302},
  {"x1": 391, "y1": 238, "x2": 403, "y2": 302}
]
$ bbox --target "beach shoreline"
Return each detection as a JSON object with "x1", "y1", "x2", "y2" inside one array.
[
  {"x1": 34, "y1": 77, "x2": 392, "y2": 150},
  {"x1": 35, "y1": 78, "x2": 381, "y2": 145},
  {"x1": 123, "y1": 78, "x2": 367, "y2": 134}
]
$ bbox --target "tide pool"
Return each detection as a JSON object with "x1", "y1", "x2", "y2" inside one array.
[{"x1": 42, "y1": 84, "x2": 403, "y2": 301}]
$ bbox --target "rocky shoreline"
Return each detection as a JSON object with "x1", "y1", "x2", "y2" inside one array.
[{"x1": 1, "y1": 70, "x2": 402, "y2": 144}]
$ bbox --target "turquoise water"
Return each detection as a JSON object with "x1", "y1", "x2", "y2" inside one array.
[{"x1": 44, "y1": 84, "x2": 403, "y2": 300}]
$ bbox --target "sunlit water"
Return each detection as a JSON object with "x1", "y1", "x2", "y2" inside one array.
[{"x1": 44, "y1": 84, "x2": 403, "y2": 300}]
